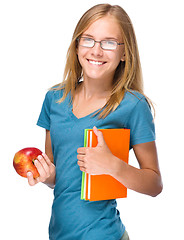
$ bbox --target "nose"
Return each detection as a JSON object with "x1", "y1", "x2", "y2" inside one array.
[{"x1": 91, "y1": 41, "x2": 103, "y2": 57}]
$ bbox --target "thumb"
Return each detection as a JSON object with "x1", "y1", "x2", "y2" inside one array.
[{"x1": 93, "y1": 126, "x2": 106, "y2": 147}]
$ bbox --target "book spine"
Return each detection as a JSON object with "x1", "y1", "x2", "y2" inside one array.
[{"x1": 80, "y1": 129, "x2": 88, "y2": 200}]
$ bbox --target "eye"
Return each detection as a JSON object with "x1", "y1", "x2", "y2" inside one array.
[
  {"x1": 83, "y1": 37, "x2": 93, "y2": 42},
  {"x1": 103, "y1": 40, "x2": 116, "y2": 46},
  {"x1": 79, "y1": 37, "x2": 94, "y2": 48},
  {"x1": 101, "y1": 40, "x2": 117, "y2": 50}
]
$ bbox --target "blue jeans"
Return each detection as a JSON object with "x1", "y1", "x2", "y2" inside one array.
[{"x1": 120, "y1": 230, "x2": 130, "y2": 240}]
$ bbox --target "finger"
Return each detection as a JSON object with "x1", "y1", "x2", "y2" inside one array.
[
  {"x1": 34, "y1": 159, "x2": 47, "y2": 180},
  {"x1": 77, "y1": 154, "x2": 85, "y2": 161},
  {"x1": 27, "y1": 172, "x2": 37, "y2": 186},
  {"x1": 93, "y1": 126, "x2": 98, "y2": 135},
  {"x1": 42, "y1": 153, "x2": 52, "y2": 166},
  {"x1": 78, "y1": 163, "x2": 86, "y2": 172},
  {"x1": 93, "y1": 126, "x2": 105, "y2": 147},
  {"x1": 77, "y1": 160, "x2": 84, "y2": 167},
  {"x1": 80, "y1": 167, "x2": 86, "y2": 172},
  {"x1": 77, "y1": 147, "x2": 87, "y2": 154},
  {"x1": 37, "y1": 155, "x2": 50, "y2": 174}
]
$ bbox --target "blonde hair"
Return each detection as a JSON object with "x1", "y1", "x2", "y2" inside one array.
[{"x1": 53, "y1": 4, "x2": 153, "y2": 118}]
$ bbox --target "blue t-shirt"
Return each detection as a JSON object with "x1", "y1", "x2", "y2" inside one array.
[{"x1": 37, "y1": 89, "x2": 155, "y2": 240}]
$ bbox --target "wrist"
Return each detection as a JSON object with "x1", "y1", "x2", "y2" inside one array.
[
  {"x1": 108, "y1": 155, "x2": 124, "y2": 178},
  {"x1": 43, "y1": 170, "x2": 56, "y2": 189}
]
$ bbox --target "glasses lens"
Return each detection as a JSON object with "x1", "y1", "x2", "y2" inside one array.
[
  {"x1": 101, "y1": 40, "x2": 117, "y2": 50},
  {"x1": 80, "y1": 37, "x2": 94, "y2": 48}
]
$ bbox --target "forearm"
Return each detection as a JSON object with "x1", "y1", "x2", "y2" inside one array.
[{"x1": 110, "y1": 156, "x2": 163, "y2": 197}]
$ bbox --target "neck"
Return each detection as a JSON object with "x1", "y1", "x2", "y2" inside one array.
[{"x1": 81, "y1": 75, "x2": 113, "y2": 99}]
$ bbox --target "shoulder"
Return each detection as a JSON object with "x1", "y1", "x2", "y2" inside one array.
[
  {"x1": 122, "y1": 91, "x2": 155, "y2": 146},
  {"x1": 44, "y1": 87, "x2": 65, "y2": 103},
  {"x1": 117, "y1": 90, "x2": 154, "y2": 127},
  {"x1": 123, "y1": 91, "x2": 154, "y2": 127},
  {"x1": 124, "y1": 90, "x2": 146, "y2": 103},
  {"x1": 119, "y1": 90, "x2": 150, "y2": 112}
]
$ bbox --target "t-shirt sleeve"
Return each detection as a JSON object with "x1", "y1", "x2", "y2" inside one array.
[
  {"x1": 37, "y1": 91, "x2": 52, "y2": 130},
  {"x1": 125, "y1": 97, "x2": 155, "y2": 147}
]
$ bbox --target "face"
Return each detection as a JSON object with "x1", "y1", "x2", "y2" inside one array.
[{"x1": 77, "y1": 15, "x2": 125, "y2": 83}]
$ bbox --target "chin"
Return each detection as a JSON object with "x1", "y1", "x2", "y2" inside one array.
[{"x1": 84, "y1": 70, "x2": 108, "y2": 81}]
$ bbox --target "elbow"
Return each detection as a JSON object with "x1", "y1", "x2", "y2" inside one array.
[
  {"x1": 151, "y1": 181, "x2": 163, "y2": 197},
  {"x1": 150, "y1": 171, "x2": 163, "y2": 197}
]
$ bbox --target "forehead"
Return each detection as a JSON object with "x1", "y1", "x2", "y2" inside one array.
[{"x1": 83, "y1": 15, "x2": 122, "y2": 40}]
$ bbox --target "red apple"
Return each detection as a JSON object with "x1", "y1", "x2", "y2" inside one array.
[{"x1": 13, "y1": 147, "x2": 42, "y2": 178}]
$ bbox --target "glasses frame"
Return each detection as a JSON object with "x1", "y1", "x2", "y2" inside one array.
[{"x1": 77, "y1": 37, "x2": 124, "y2": 50}]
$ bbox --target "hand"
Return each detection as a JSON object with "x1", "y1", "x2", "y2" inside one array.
[
  {"x1": 27, "y1": 153, "x2": 55, "y2": 187},
  {"x1": 77, "y1": 126, "x2": 115, "y2": 175}
]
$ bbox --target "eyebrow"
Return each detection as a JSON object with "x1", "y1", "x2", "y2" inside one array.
[{"x1": 82, "y1": 33, "x2": 119, "y2": 41}]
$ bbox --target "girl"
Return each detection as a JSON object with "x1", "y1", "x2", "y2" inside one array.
[{"x1": 27, "y1": 4, "x2": 163, "y2": 240}]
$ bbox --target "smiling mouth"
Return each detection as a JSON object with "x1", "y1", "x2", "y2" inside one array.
[{"x1": 87, "y1": 59, "x2": 106, "y2": 66}]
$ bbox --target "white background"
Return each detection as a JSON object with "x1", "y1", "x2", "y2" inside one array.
[{"x1": 1, "y1": 0, "x2": 183, "y2": 239}]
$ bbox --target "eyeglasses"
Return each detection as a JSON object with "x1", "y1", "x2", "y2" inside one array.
[{"x1": 77, "y1": 37, "x2": 124, "y2": 50}]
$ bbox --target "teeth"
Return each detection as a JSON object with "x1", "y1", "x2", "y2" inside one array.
[{"x1": 89, "y1": 60, "x2": 104, "y2": 65}]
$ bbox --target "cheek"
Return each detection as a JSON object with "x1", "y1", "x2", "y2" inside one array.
[
  {"x1": 77, "y1": 48, "x2": 88, "y2": 64},
  {"x1": 110, "y1": 54, "x2": 123, "y2": 69},
  {"x1": 114, "y1": 50, "x2": 125, "y2": 67},
  {"x1": 78, "y1": 46, "x2": 89, "y2": 57}
]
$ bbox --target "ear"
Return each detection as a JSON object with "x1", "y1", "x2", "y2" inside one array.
[{"x1": 121, "y1": 53, "x2": 125, "y2": 62}]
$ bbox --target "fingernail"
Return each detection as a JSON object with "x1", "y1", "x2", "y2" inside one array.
[
  {"x1": 34, "y1": 160, "x2": 38, "y2": 164},
  {"x1": 27, "y1": 172, "x2": 32, "y2": 177}
]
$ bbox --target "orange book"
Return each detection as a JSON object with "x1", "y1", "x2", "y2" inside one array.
[{"x1": 81, "y1": 129, "x2": 130, "y2": 201}]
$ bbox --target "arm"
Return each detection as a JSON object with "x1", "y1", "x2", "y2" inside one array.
[
  {"x1": 27, "y1": 130, "x2": 56, "y2": 189},
  {"x1": 43, "y1": 130, "x2": 56, "y2": 188},
  {"x1": 110, "y1": 141, "x2": 163, "y2": 197},
  {"x1": 77, "y1": 127, "x2": 163, "y2": 197}
]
